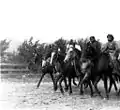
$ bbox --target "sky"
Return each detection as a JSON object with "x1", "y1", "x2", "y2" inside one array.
[{"x1": 0, "y1": 0, "x2": 120, "y2": 52}]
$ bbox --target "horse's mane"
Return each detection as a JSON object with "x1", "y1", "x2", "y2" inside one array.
[
  {"x1": 74, "y1": 48, "x2": 82, "y2": 58},
  {"x1": 52, "y1": 50, "x2": 65, "y2": 65}
]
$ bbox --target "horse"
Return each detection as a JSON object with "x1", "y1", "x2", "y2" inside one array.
[
  {"x1": 79, "y1": 42, "x2": 118, "y2": 99},
  {"x1": 108, "y1": 48, "x2": 120, "y2": 95},
  {"x1": 50, "y1": 47, "x2": 83, "y2": 94},
  {"x1": 64, "y1": 47, "x2": 94, "y2": 96},
  {"x1": 50, "y1": 48, "x2": 70, "y2": 92},
  {"x1": 56, "y1": 47, "x2": 84, "y2": 95},
  {"x1": 36, "y1": 52, "x2": 56, "y2": 91}
]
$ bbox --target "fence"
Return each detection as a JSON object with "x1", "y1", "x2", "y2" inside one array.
[
  {"x1": 0, "y1": 63, "x2": 29, "y2": 74},
  {"x1": 0, "y1": 63, "x2": 46, "y2": 81}
]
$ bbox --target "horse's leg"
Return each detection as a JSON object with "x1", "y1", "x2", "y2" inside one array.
[
  {"x1": 93, "y1": 75, "x2": 103, "y2": 98},
  {"x1": 108, "y1": 75, "x2": 118, "y2": 94},
  {"x1": 37, "y1": 72, "x2": 46, "y2": 88},
  {"x1": 118, "y1": 88, "x2": 120, "y2": 95},
  {"x1": 68, "y1": 77, "x2": 72, "y2": 95},
  {"x1": 73, "y1": 78, "x2": 77, "y2": 86},
  {"x1": 88, "y1": 80, "x2": 94, "y2": 97},
  {"x1": 63, "y1": 77, "x2": 68, "y2": 92},
  {"x1": 59, "y1": 75, "x2": 64, "y2": 94},
  {"x1": 117, "y1": 77, "x2": 120, "y2": 95},
  {"x1": 113, "y1": 80, "x2": 118, "y2": 94},
  {"x1": 77, "y1": 77, "x2": 81, "y2": 87},
  {"x1": 78, "y1": 73, "x2": 89, "y2": 95},
  {"x1": 112, "y1": 75, "x2": 118, "y2": 93},
  {"x1": 54, "y1": 73, "x2": 63, "y2": 91},
  {"x1": 49, "y1": 72, "x2": 56, "y2": 91},
  {"x1": 103, "y1": 75, "x2": 109, "y2": 99},
  {"x1": 108, "y1": 76, "x2": 113, "y2": 93},
  {"x1": 79, "y1": 76, "x2": 84, "y2": 95}
]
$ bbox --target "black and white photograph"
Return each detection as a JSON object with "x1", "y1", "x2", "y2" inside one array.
[{"x1": 0, "y1": 0, "x2": 120, "y2": 110}]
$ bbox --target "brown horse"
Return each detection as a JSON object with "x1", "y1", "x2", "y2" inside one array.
[
  {"x1": 36, "y1": 57, "x2": 56, "y2": 91},
  {"x1": 79, "y1": 42, "x2": 118, "y2": 99},
  {"x1": 108, "y1": 48, "x2": 120, "y2": 95},
  {"x1": 58, "y1": 47, "x2": 89, "y2": 95},
  {"x1": 64, "y1": 47, "x2": 94, "y2": 96}
]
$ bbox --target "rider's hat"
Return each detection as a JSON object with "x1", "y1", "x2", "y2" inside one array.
[
  {"x1": 69, "y1": 39, "x2": 74, "y2": 44},
  {"x1": 107, "y1": 34, "x2": 114, "y2": 40},
  {"x1": 90, "y1": 36, "x2": 95, "y2": 40}
]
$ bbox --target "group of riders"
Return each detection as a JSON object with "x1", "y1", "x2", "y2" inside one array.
[
  {"x1": 44, "y1": 34, "x2": 119, "y2": 71},
  {"x1": 37, "y1": 34, "x2": 120, "y2": 99}
]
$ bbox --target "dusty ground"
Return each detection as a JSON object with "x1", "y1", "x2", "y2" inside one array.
[{"x1": 0, "y1": 74, "x2": 120, "y2": 110}]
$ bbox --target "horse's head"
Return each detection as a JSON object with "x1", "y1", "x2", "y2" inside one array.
[
  {"x1": 42, "y1": 57, "x2": 51, "y2": 67},
  {"x1": 64, "y1": 46, "x2": 82, "y2": 63},
  {"x1": 50, "y1": 48, "x2": 62, "y2": 65},
  {"x1": 64, "y1": 47, "x2": 76, "y2": 62}
]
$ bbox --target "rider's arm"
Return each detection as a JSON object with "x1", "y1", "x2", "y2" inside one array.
[{"x1": 114, "y1": 41, "x2": 119, "y2": 50}]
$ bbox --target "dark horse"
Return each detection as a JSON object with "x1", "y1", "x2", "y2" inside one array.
[
  {"x1": 36, "y1": 51, "x2": 56, "y2": 91},
  {"x1": 50, "y1": 48, "x2": 69, "y2": 92},
  {"x1": 64, "y1": 47, "x2": 94, "y2": 96},
  {"x1": 108, "y1": 48, "x2": 120, "y2": 95},
  {"x1": 54, "y1": 47, "x2": 82, "y2": 94},
  {"x1": 79, "y1": 42, "x2": 118, "y2": 99},
  {"x1": 50, "y1": 47, "x2": 83, "y2": 94}
]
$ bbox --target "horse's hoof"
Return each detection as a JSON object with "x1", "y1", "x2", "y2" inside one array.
[
  {"x1": 54, "y1": 88, "x2": 57, "y2": 91},
  {"x1": 103, "y1": 97, "x2": 109, "y2": 100},
  {"x1": 64, "y1": 87, "x2": 68, "y2": 92},
  {"x1": 60, "y1": 91, "x2": 64, "y2": 95},
  {"x1": 103, "y1": 95, "x2": 109, "y2": 100},
  {"x1": 60, "y1": 89, "x2": 64, "y2": 94},
  {"x1": 90, "y1": 93, "x2": 94, "y2": 97},
  {"x1": 69, "y1": 93, "x2": 72, "y2": 95},
  {"x1": 54, "y1": 86, "x2": 57, "y2": 91},
  {"x1": 84, "y1": 83, "x2": 88, "y2": 89},
  {"x1": 36, "y1": 86, "x2": 39, "y2": 89},
  {"x1": 116, "y1": 92, "x2": 120, "y2": 96},
  {"x1": 99, "y1": 94, "x2": 103, "y2": 99},
  {"x1": 73, "y1": 83, "x2": 78, "y2": 87},
  {"x1": 80, "y1": 91, "x2": 84, "y2": 95},
  {"x1": 69, "y1": 91, "x2": 72, "y2": 95}
]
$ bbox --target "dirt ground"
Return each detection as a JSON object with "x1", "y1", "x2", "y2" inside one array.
[{"x1": 0, "y1": 74, "x2": 120, "y2": 110}]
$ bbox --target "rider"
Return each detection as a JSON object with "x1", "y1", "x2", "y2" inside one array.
[
  {"x1": 81, "y1": 36, "x2": 101, "y2": 88},
  {"x1": 102, "y1": 34, "x2": 118, "y2": 68},
  {"x1": 87, "y1": 36, "x2": 101, "y2": 63}
]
